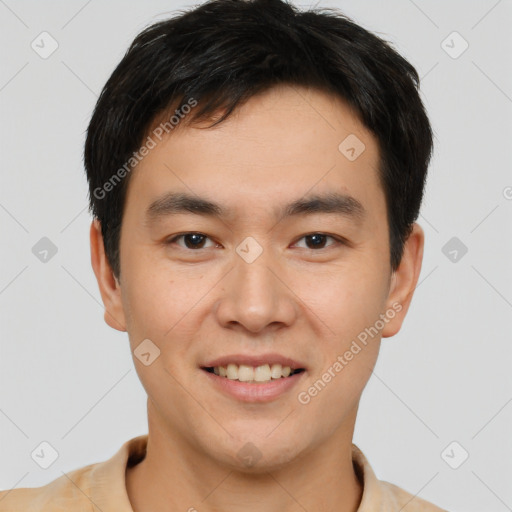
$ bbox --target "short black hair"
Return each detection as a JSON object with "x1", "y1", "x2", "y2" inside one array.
[{"x1": 84, "y1": 0, "x2": 433, "y2": 279}]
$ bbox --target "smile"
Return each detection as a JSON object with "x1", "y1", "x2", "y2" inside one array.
[
  {"x1": 203, "y1": 363, "x2": 305, "y2": 383},
  {"x1": 200, "y1": 355, "x2": 307, "y2": 402}
]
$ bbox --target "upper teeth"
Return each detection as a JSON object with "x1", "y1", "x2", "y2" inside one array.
[{"x1": 213, "y1": 363, "x2": 294, "y2": 382}]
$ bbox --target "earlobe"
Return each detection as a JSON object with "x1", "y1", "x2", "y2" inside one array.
[
  {"x1": 90, "y1": 219, "x2": 127, "y2": 332},
  {"x1": 381, "y1": 223, "x2": 424, "y2": 338}
]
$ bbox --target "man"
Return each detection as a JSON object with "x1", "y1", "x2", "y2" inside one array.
[{"x1": 0, "y1": 0, "x2": 447, "y2": 510}]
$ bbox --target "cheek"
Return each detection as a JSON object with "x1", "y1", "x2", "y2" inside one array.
[
  {"x1": 299, "y1": 260, "x2": 390, "y2": 342},
  {"x1": 294, "y1": 338, "x2": 380, "y2": 446},
  {"x1": 294, "y1": 259, "x2": 387, "y2": 412},
  {"x1": 120, "y1": 249, "x2": 194, "y2": 338}
]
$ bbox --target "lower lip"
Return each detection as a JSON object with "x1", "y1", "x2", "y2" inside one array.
[{"x1": 201, "y1": 369, "x2": 306, "y2": 403}]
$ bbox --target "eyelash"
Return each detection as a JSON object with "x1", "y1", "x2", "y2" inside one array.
[{"x1": 165, "y1": 232, "x2": 346, "y2": 251}]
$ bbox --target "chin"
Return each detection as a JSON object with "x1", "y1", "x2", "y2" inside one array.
[{"x1": 202, "y1": 425, "x2": 311, "y2": 473}]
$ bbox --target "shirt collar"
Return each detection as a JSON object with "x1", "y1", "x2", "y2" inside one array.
[
  {"x1": 88, "y1": 434, "x2": 148, "y2": 512},
  {"x1": 352, "y1": 444, "x2": 387, "y2": 511}
]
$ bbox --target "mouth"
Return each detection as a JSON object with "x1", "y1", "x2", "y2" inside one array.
[
  {"x1": 200, "y1": 355, "x2": 307, "y2": 402},
  {"x1": 201, "y1": 363, "x2": 305, "y2": 383}
]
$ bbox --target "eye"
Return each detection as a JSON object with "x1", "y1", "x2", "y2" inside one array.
[
  {"x1": 165, "y1": 232, "x2": 344, "y2": 251},
  {"x1": 293, "y1": 233, "x2": 342, "y2": 250},
  {"x1": 166, "y1": 232, "x2": 218, "y2": 250}
]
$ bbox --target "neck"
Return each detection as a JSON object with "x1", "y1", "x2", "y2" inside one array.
[{"x1": 126, "y1": 404, "x2": 362, "y2": 512}]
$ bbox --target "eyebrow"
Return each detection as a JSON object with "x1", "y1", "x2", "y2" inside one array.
[{"x1": 145, "y1": 191, "x2": 366, "y2": 225}]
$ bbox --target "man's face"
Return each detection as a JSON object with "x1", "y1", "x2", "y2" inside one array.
[{"x1": 99, "y1": 85, "x2": 416, "y2": 470}]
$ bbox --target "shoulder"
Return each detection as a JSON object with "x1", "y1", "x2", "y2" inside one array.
[
  {"x1": 351, "y1": 444, "x2": 449, "y2": 512},
  {"x1": 0, "y1": 463, "x2": 97, "y2": 512},
  {"x1": 379, "y1": 480, "x2": 449, "y2": 512},
  {"x1": 0, "y1": 435, "x2": 147, "y2": 512}
]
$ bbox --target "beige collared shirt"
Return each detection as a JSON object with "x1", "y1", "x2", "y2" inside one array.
[{"x1": 0, "y1": 435, "x2": 448, "y2": 511}]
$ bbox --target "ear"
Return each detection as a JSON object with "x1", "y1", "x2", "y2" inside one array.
[
  {"x1": 381, "y1": 222, "x2": 424, "y2": 338},
  {"x1": 90, "y1": 219, "x2": 127, "y2": 332}
]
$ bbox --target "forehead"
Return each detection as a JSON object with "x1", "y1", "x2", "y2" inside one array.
[{"x1": 126, "y1": 85, "x2": 384, "y2": 222}]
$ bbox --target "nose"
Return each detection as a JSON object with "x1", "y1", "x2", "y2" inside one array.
[{"x1": 214, "y1": 248, "x2": 298, "y2": 334}]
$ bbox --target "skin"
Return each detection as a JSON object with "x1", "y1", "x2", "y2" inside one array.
[{"x1": 90, "y1": 84, "x2": 424, "y2": 512}]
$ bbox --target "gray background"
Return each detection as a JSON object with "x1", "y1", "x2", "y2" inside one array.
[{"x1": 0, "y1": 1, "x2": 511, "y2": 511}]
